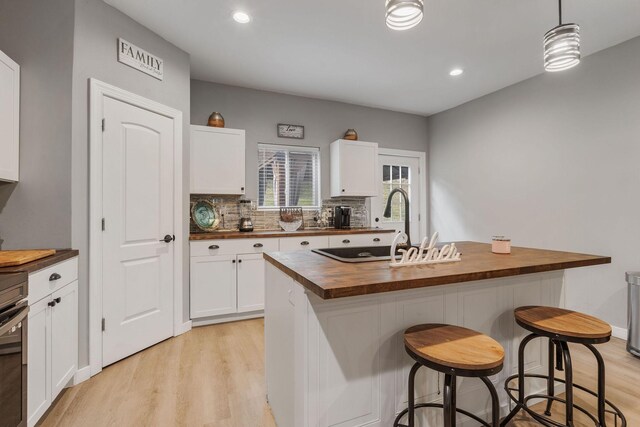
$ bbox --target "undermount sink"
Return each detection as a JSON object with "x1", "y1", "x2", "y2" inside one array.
[{"x1": 312, "y1": 246, "x2": 406, "y2": 263}]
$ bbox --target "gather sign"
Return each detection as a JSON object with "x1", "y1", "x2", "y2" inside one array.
[{"x1": 117, "y1": 38, "x2": 164, "y2": 81}]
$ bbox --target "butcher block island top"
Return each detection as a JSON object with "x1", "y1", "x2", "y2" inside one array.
[{"x1": 263, "y1": 241, "x2": 610, "y2": 299}]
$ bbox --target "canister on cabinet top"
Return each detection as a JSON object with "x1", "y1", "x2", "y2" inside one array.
[{"x1": 491, "y1": 236, "x2": 511, "y2": 254}]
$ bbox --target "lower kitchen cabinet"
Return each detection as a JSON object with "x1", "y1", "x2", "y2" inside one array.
[
  {"x1": 237, "y1": 254, "x2": 265, "y2": 313},
  {"x1": 28, "y1": 281, "x2": 78, "y2": 426},
  {"x1": 190, "y1": 255, "x2": 237, "y2": 318}
]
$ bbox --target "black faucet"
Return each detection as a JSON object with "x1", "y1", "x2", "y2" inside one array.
[{"x1": 383, "y1": 188, "x2": 411, "y2": 248}]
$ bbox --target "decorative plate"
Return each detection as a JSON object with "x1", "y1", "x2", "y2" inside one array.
[{"x1": 191, "y1": 200, "x2": 220, "y2": 231}]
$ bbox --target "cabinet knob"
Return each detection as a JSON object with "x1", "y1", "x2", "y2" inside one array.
[
  {"x1": 342, "y1": 239, "x2": 350, "y2": 244},
  {"x1": 253, "y1": 243, "x2": 263, "y2": 248},
  {"x1": 373, "y1": 238, "x2": 381, "y2": 242},
  {"x1": 209, "y1": 245, "x2": 220, "y2": 250},
  {"x1": 238, "y1": 259, "x2": 243, "y2": 263},
  {"x1": 300, "y1": 241, "x2": 310, "y2": 246},
  {"x1": 241, "y1": 187, "x2": 245, "y2": 191},
  {"x1": 48, "y1": 301, "x2": 57, "y2": 307},
  {"x1": 232, "y1": 259, "x2": 236, "y2": 263},
  {"x1": 54, "y1": 297, "x2": 62, "y2": 303},
  {"x1": 342, "y1": 189, "x2": 345, "y2": 193},
  {"x1": 49, "y1": 273, "x2": 62, "y2": 282}
]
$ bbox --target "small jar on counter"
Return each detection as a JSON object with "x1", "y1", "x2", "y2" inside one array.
[{"x1": 492, "y1": 236, "x2": 511, "y2": 254}]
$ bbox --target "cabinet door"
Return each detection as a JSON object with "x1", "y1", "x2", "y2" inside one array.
[
  {"x1": 190, "y1": 255, "x2": 237, "y2": 318},
  {"x1": 0, "y1": 49, "x2": 20, "y2": 182},
  {"x1": 340, "y1": 141, "x2": 377, "y2": 197},
  {"x1": 237, "y1": 254, "x2": 265, "y2": 313},
  {"x1": 27, "y1": 297, "x2": 51, "y2": 426},
  {"x1": 190, "y1": 126, "x2": 245, "y2": 194},
  {"x1": 50, "y1": 281, "x2": 78, "y2": 399}
]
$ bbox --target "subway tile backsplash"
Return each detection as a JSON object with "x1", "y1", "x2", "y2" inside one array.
[{"x1": 190, "y1": 195, "x2": 369, "y2": 233}]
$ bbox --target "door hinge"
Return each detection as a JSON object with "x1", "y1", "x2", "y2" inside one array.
[
  {"x1": 101, "y1": 318, "x2": 106, "y2": 332},
  {"x1": 101, "y1": 118, "x2": 105, "y2": 132},
  {"x1": 101, "y1": 218, "x2": 105, "y2": 231}
]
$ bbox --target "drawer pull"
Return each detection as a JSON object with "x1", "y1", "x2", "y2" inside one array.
[
  {"x1": 49, "y1": 273, "x2": 62, "y2": 282},
  {"x1": 373, "y1": 238, "x2": 381, "y2": 242},
  {"x1": 253, "y1": 243, "x2": 263, "y2": 248},
  {"x1": 208, "y1": 245, "x2": 220, "y2": 250},
  {"x1": 342, "y1": 239, "x2": 351, "y2": 244},
  {"x1": 300, "y1": 241, "x2": 310, "y2": 246}
]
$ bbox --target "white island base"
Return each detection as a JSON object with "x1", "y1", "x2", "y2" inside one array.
[{"x1": 265, "y1": 264, "x2": 565, "y2": 427}]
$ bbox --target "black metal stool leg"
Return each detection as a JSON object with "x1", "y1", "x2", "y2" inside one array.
[
  {"x1": 501, "y1": 333, "x2": 538, "y2": 426},
  {"x1": 545, "y1": 339, "x2": 556, "y2": 416},
  {"x1": 585, "y1": 344, "x2": 607, "y2": 427},
  {"x1": 407, "y1": 362, "x2": 421, "y2": 427},
  {"x1": 443, "y1": 374, "x2": 457, "y2": 427},
  {"x1": 481, "y1": 376, "x2": 500, "y2": 427},
  {"x1": 560, "y1": 341, "x2": 575, "y2": 427}
]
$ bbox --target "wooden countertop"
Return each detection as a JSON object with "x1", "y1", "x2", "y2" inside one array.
[
  {"x1": 0, "y1": 249, "x2": 79, "y2": 274},
  {"x1": 263, "y1": 242, "x2": 610, "y2": 300},
  {"x1": 190, "y1": 228, "x2": 395, "y2": 240}
]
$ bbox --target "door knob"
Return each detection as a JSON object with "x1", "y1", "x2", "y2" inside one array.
[{"x1": 160, "y1": 234, "x2": 175, "y2": 243}]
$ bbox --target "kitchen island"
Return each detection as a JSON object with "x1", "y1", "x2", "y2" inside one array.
[{"x1": 263, "y1": 242, "x2": 610, "y2": 427}]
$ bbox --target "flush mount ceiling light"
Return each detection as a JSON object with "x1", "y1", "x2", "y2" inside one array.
[
  {"x1": 385, "y1": 0, "x2": 424, "y2": 31},
  {"x1": 232, "y1": 11, "x2": 251, "y2": 24},
  {"x1": 544, "y1": 0, "x2": 580, "y2": 72},
  {"x1": 449, "y1": 68, "x2": 463, "y2": 76}
]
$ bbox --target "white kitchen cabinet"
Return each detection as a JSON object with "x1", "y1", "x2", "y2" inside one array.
[
  {"x1": 330, "y1": 139, "x2": 378, "y2": 197},
  {"x1": 190, "y1": 125, "x2": 245, "y2": 195},
  {"x1": 27, "y1": 298, "x2": 51, "y2": 427},
  {"x1": 237, "y1": 253, "x2": 266, "y2": 313},
  {"x1": 0, "y1": 49, "x2": 20, "y2": 182},
  {"x1": 27, "y1": 256, "x2": 79, "y2": 427},
  {"x1": 190, "y1": 255, "x2": 238, "y2": 318},
  {"x1": 50, "y1": 281, "x2": 78, "y2": 398}
]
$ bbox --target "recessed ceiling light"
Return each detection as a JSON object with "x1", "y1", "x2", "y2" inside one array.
[
  {"x1": 233, "y1": 11, "x2": 251, "y2": 24},
  {"x1": 449, "y1": 68, "x2": 464, "y2": 76}
]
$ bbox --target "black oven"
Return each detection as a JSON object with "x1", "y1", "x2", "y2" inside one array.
[{"x1": 0, "y1": 273, "x2": 28, "y2": 427}]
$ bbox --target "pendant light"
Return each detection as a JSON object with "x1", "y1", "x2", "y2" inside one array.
[
  {"x1": 385, "y1": 0, "x2": 424, "y2": 31},
  {"x1": 544, "y1": 0, "x2": 580, "y2": 72}
]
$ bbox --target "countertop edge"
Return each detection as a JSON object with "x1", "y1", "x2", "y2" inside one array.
[
  {"x1": 190, "y1": 228, "x2": 395, "y2": 240},
  {"x1": 263, "y1": 252, "x2": 611, "y2": 300}
]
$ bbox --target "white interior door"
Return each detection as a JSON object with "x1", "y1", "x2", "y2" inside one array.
[
  {"x1": 101, "y1": 96, "x2": 175, "y2": 367},
  {"x1": 371, "y1": 154, "x2": 421, "y2": 243}
]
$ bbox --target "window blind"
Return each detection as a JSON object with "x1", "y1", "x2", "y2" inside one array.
[{"x1": 258, "y1": 144, "x2": 320, "y2": 209}]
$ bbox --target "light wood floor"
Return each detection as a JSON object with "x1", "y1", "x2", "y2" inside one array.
[{"x1": 39, "y1": 319, "x2": 639, "y2": 427}]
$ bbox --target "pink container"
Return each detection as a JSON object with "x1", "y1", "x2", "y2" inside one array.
[{"x1": 492, "y1": 236, "x2": 511, "y2": 254}]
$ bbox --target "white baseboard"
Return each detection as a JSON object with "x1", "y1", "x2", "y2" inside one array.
[
  {"x1": 192, "y1": 311, "x2": 264, "y2": 327},
  {"x1": 175, "y1": 320, "x2": 192, "y2": 336},
  {"x1": 611, "y1": 326, "x2": 627, "y2": 340},
  {"x1": 73, "y1": 365, "x2": 91, "y2": 385}
]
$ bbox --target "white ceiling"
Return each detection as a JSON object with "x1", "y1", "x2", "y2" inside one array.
[{"x1": 104, "y1": 0, "x2": 640, "y2": 116}]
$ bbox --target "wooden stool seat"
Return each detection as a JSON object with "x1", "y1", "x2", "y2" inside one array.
[
  {"x1": 404, "y1": 324, "x2": 504, "y2": 376},
  {"x1": 515, "y1": 306, "x2": 611, "y2": 343}
]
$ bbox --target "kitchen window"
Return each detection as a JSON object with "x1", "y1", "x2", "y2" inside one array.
[
  {"x1": 258, "y1": 144, "x2": 320, "y2": 209},
  {"x1": 382, "y1": 164, "x2": 411, "y2": 222}
]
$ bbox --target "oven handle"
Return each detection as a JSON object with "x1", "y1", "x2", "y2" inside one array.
[{"x1": 0, "y1": 304, "x2": 29, "y2": 337}]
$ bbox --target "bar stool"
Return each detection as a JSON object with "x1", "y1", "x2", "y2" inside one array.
[
  {"x1": 393, "y1": 324, "x2": 504, "y2": 427},
  {"x1": 502, "y1": 306, "x2": 627, "y2": 427}
]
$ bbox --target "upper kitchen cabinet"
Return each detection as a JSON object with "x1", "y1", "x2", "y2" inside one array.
[
  {"x1": 0, "y1": 49, "x2": 20, "y2": 182},
  {"x1": 190, "y1": 125, "x2": 246, "y2": 195},
  {"x1": 330, "y1": 139, "x2": 378, "y2": 197}
]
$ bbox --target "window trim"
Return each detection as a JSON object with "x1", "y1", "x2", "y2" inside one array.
[{"x1": 257, "y1": 143, "x2": 322, "y2": 210}]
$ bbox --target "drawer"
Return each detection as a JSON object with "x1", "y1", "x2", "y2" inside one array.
[
  {"x1": 328, "y1": 233, "x2": 395, "y2": 248},
  {"x1": 279, "y1": 236, "x2": 329, "y2": 252},
  {"x1": 28, "y1": 257, "x2": 78, "y2": 304},
  {"x1": 191, "y1": 238, "x2": 279, "y2": 257}
]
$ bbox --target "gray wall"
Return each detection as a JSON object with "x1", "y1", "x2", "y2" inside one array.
[
  {"x1": 71, "y1": 0, "x2": 191, "y2": 367},
  {"x1": 0, "y1": 0, "x2": 75, "y2": 249},
  {"x1": 428, "y1": 36, "x2": 640, "y2": 331},
  {"x1": 191, "y1": 80, "x2": 429, "y2": 202}
]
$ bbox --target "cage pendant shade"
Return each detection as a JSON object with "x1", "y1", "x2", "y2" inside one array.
[
  {"x1": 385, "y1": 0, "x2": 424, "y2": 31},
  {"x1": 544, "y1": 23, "x2": 580, "y2": 72}
]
